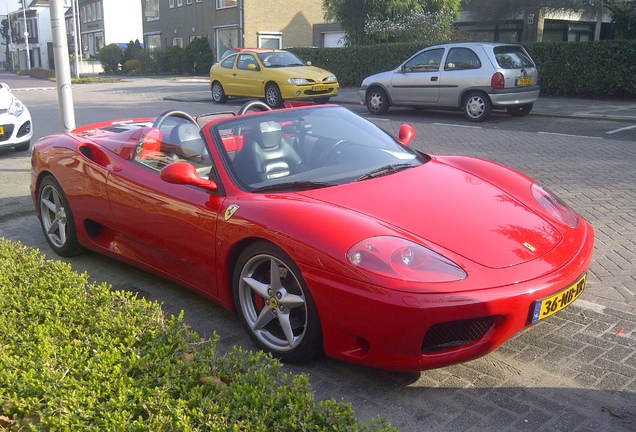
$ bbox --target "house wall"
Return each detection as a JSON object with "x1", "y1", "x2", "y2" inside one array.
[{"x1": 243, "y1": 0, "x2": 324, "y2": 48}]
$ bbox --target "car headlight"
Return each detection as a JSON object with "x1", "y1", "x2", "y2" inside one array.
[
  {"x1": 8, "y1": 97, "x2": 25, "y2": 117},
  {"x1": 346, "y1": 236, "x2": 467, "y2": 282},
  {"x1": 326, "y1": 75, "x2": 337, "y2": 83},
  {"x1": 288, "y1": 78, "x2": 310, "y2": 85},
  {"x1": 531, "y1": 183, "x2": 579, "y2": 228}
]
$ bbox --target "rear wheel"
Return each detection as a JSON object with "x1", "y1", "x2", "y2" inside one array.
[
  {"x1": 366, "y1": 87, "x2": 390, "y2": 115},
  {"x1": 38, "y1": 176, "x2": 82, "y2": 257},
  {"x1": 463, "y1": 92, "x2": 492, "y2": 122},
  {"x1": 233, "y1": 242, "x2": 322, "y2": 362},
  {"x1": 264, "y1": 83, "x2": 283, "y2": 108},
  {"x1": 211, "y1": 81, "x2": 228, "y2": 103},
  {"x1": 506, "y1": 103, "x2": 533, "y2": 117}
]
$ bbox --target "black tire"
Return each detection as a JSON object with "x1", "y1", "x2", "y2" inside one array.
[
  {"x1": 233, "y1": 242, "x2": 323, "y2": 362},
  {"x1": 365, "y1": 86, "x2": 390, "y2": 115},
  {"x1": 13, "y1": 141, "x2": 30, "y2": 152},
  {"x1": 463, "y1": 92, "x2": 493, "y2": 122},
  {"x1": 38, "y1": 176, "x2": 82, "y2": 257},
  {"x1": 264, "y1": 83, "x2": 283, "y2": 108},
  {"x1": 506, "y1": 103, "x2": 533, "y2": 117},
  {"x1": 211, "y1": 81, "x2": 228, "y2": 104},
  {"x1": 313, "y1": 97, "x2": 330, "y2": 104}
]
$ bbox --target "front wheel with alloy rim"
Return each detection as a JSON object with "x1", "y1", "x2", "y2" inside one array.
[
  {"x1": 38, "y1": 176, "x2": 82, "y2": 257},
  {"x1": 366, "y1": 87, "x2": 390, "y2": 115},
  {"x1": 264, "y1": 83, "x2": 283, "y2": 108},
  {"x1": 463, "y1": 92, "x2": 493, "y2": 122},
  {"x1": 233, "y1": 242, "x2": 322, "y2": 362},
  {"x1": 211, "y1": 81, "x2": 228, "y2": 103}
]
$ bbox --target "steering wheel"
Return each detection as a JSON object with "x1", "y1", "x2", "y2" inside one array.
[
  {"x1": 238, "y1": 100, "x2": 273, "y2": 115},
  {"x1": 317, "y1": 139, "x2": 351, "y2": 167},
  {"x1": 152, "y1": 110, "x2": 200, "y2": 130}
]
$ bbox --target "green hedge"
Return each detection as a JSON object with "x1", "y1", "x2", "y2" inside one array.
[
  {"x1": 0, "y1": 238, "x2": 395, "y2": 431},
  {"x1": 291, "y1": 40, "x2": 636, "y2": 98}
]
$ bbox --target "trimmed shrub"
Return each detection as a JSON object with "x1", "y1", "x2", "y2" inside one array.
[
  {"x1": 0, "y1": 239, "x2": 395, "y2": 431},
  {"x1": 99, "y1": 43, "x2": 123, "y2": 75},
  {"x1": 185, "y1": 37, "x2": 215, "y2": 75}
]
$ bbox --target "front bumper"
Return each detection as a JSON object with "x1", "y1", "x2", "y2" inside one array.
[
  {"x1": 0, "y1": 118, "x2": 32, "y2": 149},
  {"x1": 303, "y1": 219, "x2": 594, "y2": 372},
  {"x1": 280, "y1": 83, "x2": 339, "y2": 100}
]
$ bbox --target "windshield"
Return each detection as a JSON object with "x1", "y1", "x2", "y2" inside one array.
[
  {"x1": 258, "y1": 51, "x2": 306, "y2": 68},
  {"x1": 210, "y1": 106, "x2": 428, "y2": 192}
]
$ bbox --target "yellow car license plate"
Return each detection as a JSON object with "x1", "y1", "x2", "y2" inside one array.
[
  {"x1": 531, "y1": 274, "x2": 587, "y2": 323},
  {"x1": 516, "y1": 77, "x2": 533, "y2": 86},
  {"x1": 313, "y1": 85, "x2": 328, "y2": 92},
  {"x1": 0, "y1": 126, "x2": 4, "y2": 135}
]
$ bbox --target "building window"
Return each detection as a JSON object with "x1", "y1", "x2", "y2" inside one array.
[
  {"x1": 169, "y1": 0, "x2": 175, "y2": 8},
  {"x1": 173, "y1": 37, "x2": 183, "y2": 48},
  {"x1": 177, "y1": 0, "x2": 183, "y2": 7},
  {"x1": 257, "y1": 32, "x2": 282, "y2": 49},
  {"x1": 217, "y1": 0, "x2": 237, "y2": 9},
  {"x1": 216, "y1": 26, "x2": 239, "y2": 60},
  {"x1": 147, "y1": 34, "x2": 161, "y2": 50},
  {"x1": 187, "y1": 0, "x2": 192, "y2": 4},
  {"x1": 145, "y1": 0, "x2": 160, "y2": 20}
]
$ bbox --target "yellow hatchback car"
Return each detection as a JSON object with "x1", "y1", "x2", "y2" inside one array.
[{"x1": 210, "y1": 49, "x2": 339, "y2": 108}]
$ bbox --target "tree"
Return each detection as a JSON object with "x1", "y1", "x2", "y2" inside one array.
[
  {"x1": 323, "y1": 0, "x2": 463, "y2": 45},
  {"x1": 184, "y1": 37, "x2": 214, "y2": 75},
  {"x1": 99, "y1": 43, "x2": 123, "y2": 75},
  {"x1": 604, "y1": 1, "x2": 636, "y2": 39}
]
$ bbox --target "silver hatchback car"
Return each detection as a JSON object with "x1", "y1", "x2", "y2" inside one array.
[{"x1": 359, "y1": 42, "x2": 540, "y2": 122}]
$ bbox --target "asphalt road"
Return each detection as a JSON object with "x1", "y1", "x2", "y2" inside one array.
[{"x1": 0, "y1": 72, "x2": 634, "y2": 431}]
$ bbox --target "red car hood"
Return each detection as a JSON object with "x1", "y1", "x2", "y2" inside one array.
[{"x1": 299, "y1": 161, "x2": 562, "y2": 269}]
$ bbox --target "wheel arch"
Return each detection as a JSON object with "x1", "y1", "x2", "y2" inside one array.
[
  {"x1": 458, "y1": 87, "x2": 492, "y2": 109},
  {"x1": 365, "y1": 83, "x2": 394, "y2": 105}
]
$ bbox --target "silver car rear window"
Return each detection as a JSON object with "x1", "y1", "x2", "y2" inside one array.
[{"x1": 493, "y1": 46, "x2": 535, "y2": 69}]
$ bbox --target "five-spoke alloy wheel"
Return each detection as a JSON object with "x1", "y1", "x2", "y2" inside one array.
[
  {"x1": 233, "y1": 242, "x2": 322, "y2": 362},
  {"x1": 38, "y1": 176, "x2": 82, "y2": 257}
]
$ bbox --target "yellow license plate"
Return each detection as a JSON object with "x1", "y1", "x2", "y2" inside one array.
[
  {"x1": 0, "y1": 126, "x2": 4, "y2": 135},
  {"x1": 517, "y1": 77, "x2": 533, "y2": 86},
  {"x1": 313, "y1": 85, "x2": 328, "y2": 92},
  {"x1": 531, "y1": 274, "x2": 586, "y2": 323}
]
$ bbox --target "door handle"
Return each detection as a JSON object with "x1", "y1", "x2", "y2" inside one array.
[{"x1": 431, "y1": 76, "x2": 438, "y2": 82}]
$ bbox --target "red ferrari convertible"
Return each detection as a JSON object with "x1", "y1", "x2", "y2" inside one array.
[{"x1": 30, "y1": 101, "x2": 594, "y2": 371}]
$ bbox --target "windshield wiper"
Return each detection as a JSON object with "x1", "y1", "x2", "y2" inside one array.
[
  {"x1": 252, "y1": 181, "x2": 334, "y2": 192},
  {"x1": 355, "y1": 163, "x2": 414, "y2": 182}
]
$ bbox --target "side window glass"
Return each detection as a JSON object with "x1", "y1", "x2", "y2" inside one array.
[
  {"x1": 237, "y1": 54, "x2": 259, "y2": 71},
  {"x1": 404, "y1": 48, "x2": 444, "y2": 73},
  {"x1": 445, "y1": 48, "x2": 481, "y2": 71},
  {"x1": 221, "y1": 54, "x2": 235, "y2": 68}
]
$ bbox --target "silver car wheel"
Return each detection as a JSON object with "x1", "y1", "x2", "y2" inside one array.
[
  {"x1": 38, "y1": 176, "x2": 81, "y2": 257},
  {"x1": 463, "y1": 92, "x2": 492, "y2": 122},
  {"x1": 265, "y1": 83, "x2": 283, "y2": 108},
  {"x1": 238, "y1": 253, "x2": 308, "y2": 352},
  {"x1": 366, "y1": 87, "x2": 390, "y2": 115},
  {"x1": 40, "y1": 184, "x2": 69, "y2": 249}
]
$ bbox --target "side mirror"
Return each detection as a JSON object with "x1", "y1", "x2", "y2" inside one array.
[
  {"x1": 306, "y1": 61, "x2": 312, "y2": 66},
  {"x1": 397, "y1": 124, "x2": 416, "y2": 147},
  {"x1": 160, "y1": 161, "x2": 218, "y2": 192},
  {"x1": 247, "y1": 63, "x2": 259, "y2": 71}
]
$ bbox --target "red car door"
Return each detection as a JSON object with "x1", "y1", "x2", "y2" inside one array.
[{"x1": 106, "y1": 161, "x2": 223, "y2": 297}]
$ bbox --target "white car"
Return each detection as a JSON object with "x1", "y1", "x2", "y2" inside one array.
[{"x1": 0, "y1": 83, "x2": 32, "y2": 151}]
